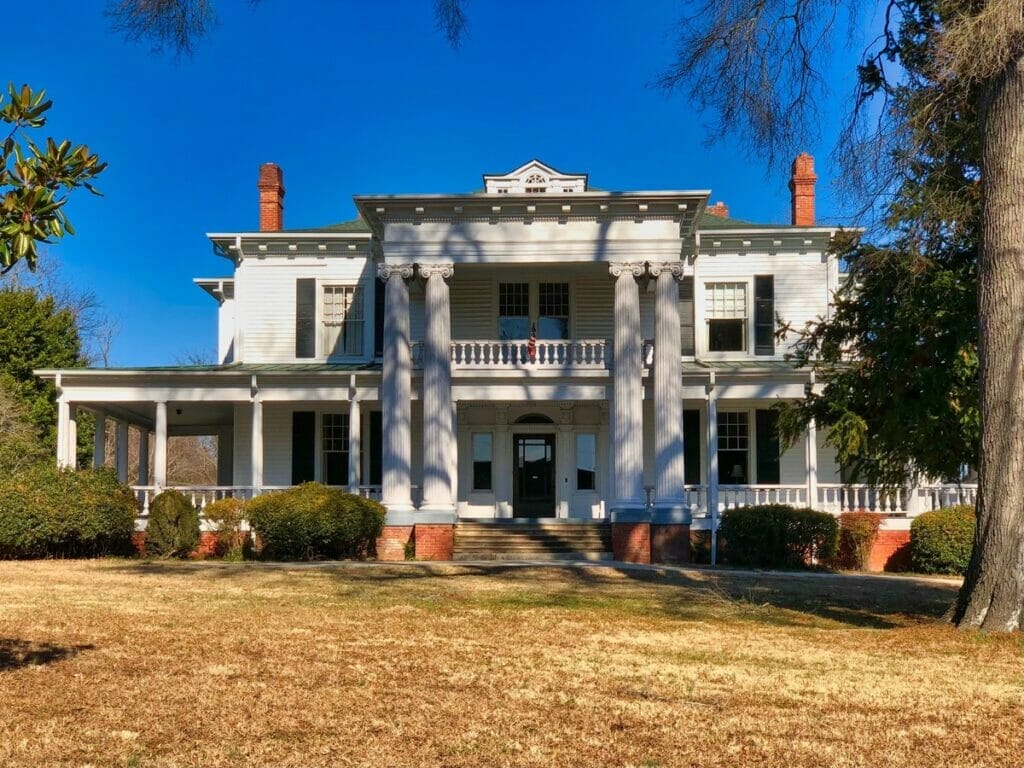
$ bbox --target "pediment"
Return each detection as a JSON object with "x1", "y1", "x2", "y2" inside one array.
[{"x1": 483, "y1": 159, "x2": 588, "y2": 194}]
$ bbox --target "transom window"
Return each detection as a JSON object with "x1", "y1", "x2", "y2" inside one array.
[
  {"x1": 718, "y1": 411, "x2": 749, "y2": 484},
  {"x1": 322, "y1": 284, "x2": 364, "y2": 356},
  {"x1": 322, "y1": 413, "x2": 350, "y2": 486},
  {"x1": 706, "y1": 281, "x2": 747, "y2": 352}
]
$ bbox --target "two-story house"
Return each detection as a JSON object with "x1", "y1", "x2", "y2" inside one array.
[{"x1": 39, "y1": 157, "x2": 972, "y2": 563}]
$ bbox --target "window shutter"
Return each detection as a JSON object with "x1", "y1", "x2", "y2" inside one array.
[
  {"x1": 755, "y1": 409, "x2": 781, "y2": 485},
  {"x1": 291, "y1": 411, "x2": 316, "y2": 484},
  {"x1": 368, "y1": 410, "x2": 383, "y2": 485},
  {"x1": 295, "y1": 278, "x2": 316, "y2": 359},
  {"x1": 754, "y1": 275, "x2": 775, "y2": 355},
  {"x1": 679, "y1": 276, "x2": 695, "y2": 355},
  {"x1": 683, "y1": 409, "x2": 701, "y2": 485}
]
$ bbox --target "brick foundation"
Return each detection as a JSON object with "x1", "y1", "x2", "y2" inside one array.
[
  {"x1": 651, "y1": 524, "x2": 691, "y2": 564},
  {"x1": 867, "y1": 529, "x2": 911, "y2": 572},
  {"x1": 131, "y1": 531, "x2": 147, "y2": 556},
  {"x1": 414, "y1": 524, "x2": 454, "y2": 561},
  {"x1": 376, "y1": 525, "x2": 414, "y2": 562},
  {"x1": 612, "y1": 522, "x2": 651, "y2": 564},
  {"x1": 196, "y1": 532, "x2": 220, "y2": 558}
]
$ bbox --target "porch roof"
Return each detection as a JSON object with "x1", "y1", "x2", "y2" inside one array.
[{"x1": 34, "y1": 361, "x2": 382, "y2": 382}]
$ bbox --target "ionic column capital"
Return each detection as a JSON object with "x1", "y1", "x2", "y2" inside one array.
[
  {"x1": 417, "y1": 263, "x2": 454, "y2": 280},
  {"x1": 377, "y1": 263, "x2": 415, "y2": 281},
  {"x1": 608, "y1": 262, "x2": 646, "y2": 279},
  {"x1": 647, "y1": 261, "x2": 686, "y2": 280}
]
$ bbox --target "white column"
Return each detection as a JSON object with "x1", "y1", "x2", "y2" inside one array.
[
  {"x1": 805, "y1": 418, "x2": 818, "y2": 509},
  {"x1": 154, "y1": 401, "x2": 168, "y2": 490},
  {"x1": 418, "y1": 263, "x2": 455, "y2": 515},
  {"x1": 379, "y1": 264, "x2": 415, "y2": 514},
  {"x1": 348, "y1": 398, "x2": 362, "y2": 491},
  {"x1": 707, "y1": 380, "x2": 720, "y2": 564},
  {"x1": 115, "y1": 421, "x2": 129, "y2": 483},
  {"x1": 609, "y1": 263, "x2": 646, "y2": 518},
  {"x1": 494, "y1": 405, "x2": 512, "y2": 518},
  {"x1": 138, "y1": 429, "x2": 150, "y2": 485},
  {"x1": 66, "y1": 404, "x2": 78, "y2": 468},
  {"x1": 650, "y1": 262, "x2": 688, "y2": 522},
  {"x1": 251, "y1": 388, "x2": 263, "y2": 495},
  {"x1": 56, "y1": 399, "x2": 70, "y2": 468},
  {"x1": 93, "y1": 412, "x2": 107, "y2": 469}
]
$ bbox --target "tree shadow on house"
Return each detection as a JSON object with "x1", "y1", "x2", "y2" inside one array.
[{"x1": 0, "y1": 638, "x2": 94, "y2": 671}]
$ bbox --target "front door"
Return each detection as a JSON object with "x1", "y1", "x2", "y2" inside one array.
[{"x1": 513, "y1": 434, "x2": 556, "y2": 518}]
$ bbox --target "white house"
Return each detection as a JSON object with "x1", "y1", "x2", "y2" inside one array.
[{"x1": 37, "y1": 157, "x2": 975, "y2": 563}]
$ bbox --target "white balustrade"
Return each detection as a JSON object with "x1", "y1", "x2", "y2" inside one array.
[
  {"x1": 718, "y1": 484, "x2": 809, "y2": 510},
  {"x1": 817, "y1": 484, "x2": 907, "y2": 514},
  {"x1": 449, "y1": 339, "x2": 609, "y2": 369},
  {"x1": 914, "y1": 484, "x2": 978, "y2": 511}
]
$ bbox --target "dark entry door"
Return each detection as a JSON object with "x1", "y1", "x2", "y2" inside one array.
[{"x1": 513, "y1": 434, "x2": 556, "y2": 518}]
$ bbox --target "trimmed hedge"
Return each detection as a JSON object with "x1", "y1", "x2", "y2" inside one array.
[
  {"x1": 719, "y1": 504, "x2": 839, "y2": 568},
  {"x1": 146, "y1": 490, "x2": 200, "y2": 558},
  {"x1": 911, "y1": 505, "x2": 975, "y2": 575},
  {"x1": 202, "y1": 497, "x2": 249, "y2": 560},
  {"x1": 247, "y1": 483, "x2": 385, "y2": 561},
  {"x1": 835, "y1": 511, "x2": 882, "y2": 570},
  {"x1": 0, "y1": 466, "x2": 137, "y2": 558}
]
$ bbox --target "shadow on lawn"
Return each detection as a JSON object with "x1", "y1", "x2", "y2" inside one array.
[
  {"x1": 0, "y1": 638, "x2": 94, "y2": 671},
  {"x1": 113, "y1": 559, "x2": 959, "y2": 630}
]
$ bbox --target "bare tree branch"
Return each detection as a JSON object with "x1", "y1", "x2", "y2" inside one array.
[
  {"x1": 106, "y1": 0, "x2": 220, "y2": 58},
  {"x1": 435, "y1": 0, "x2": 469, "y2": 48}
]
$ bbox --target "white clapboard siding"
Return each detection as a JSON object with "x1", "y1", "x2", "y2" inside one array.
[
  {"x1": 698, "y1": 251, "x2": 828, "y2": 356},
  {"x1": 232, "y1": 404, "x2": 252, "y2": 487},
  {"x1": 451, "y1": 277, "x2": 494, "y2": 339},
  {"x1": 234, "y1": 256, "x2": 372, "y2": 363}
]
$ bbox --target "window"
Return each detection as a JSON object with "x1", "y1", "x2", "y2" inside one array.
[
  {"x1": 718, "y1": 411, "x2": 749, "y2": 484},
  {"x1": 754, "y1": 275, "x2": 775, "y2": 355},
  {"x1": 323, "y1": 285, "x2": 364, "y2": 356},
  {"x1": 756, "y1": 409, "x2": 781, "y2": 484},
  {"x1": 538, "y1": 282, "x2": 570, "y2": 339},
  {"x1": 706, "y1": 282, "x2": 747, "y2": 352},
  {"x1": 472, "y1": 433, "x2": 493, "y2": 491},
  {"x1": 498, "y1": 282, "x2": 530, "y2": 340},
  {"x1": 680, "y1": 276, "x2": 695, "y2": 356},
  {"x1": 322, "y1": 413, "x2": 349, "y2": 486},
  {"x1": 524, "y1": 173, "x2": 547, "y2": 193},
  {"x1": 576, "y1": 433, "x2": 597, "y2": 490}
]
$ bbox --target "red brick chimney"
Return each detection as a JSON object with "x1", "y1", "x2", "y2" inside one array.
[
  {"x1": 258, "y1": 162, "x2": 285, "y2": 231},
  {"x1": 789, "y1": 152, "x2": 816, "y2": 226},
  {"x1": 707, "y1": 201, "x2": 730, "y2": 218}
]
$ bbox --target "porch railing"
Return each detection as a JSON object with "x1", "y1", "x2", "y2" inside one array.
[
  {"x1": 131, "y1": 484, "x2": 385, "y2": 514},
  {"x1": 449, "y1": 339, "x2": 610, "y2": 370},
  {"x1": 817, "y1": 484, "x2": 908, "y2": 514}
]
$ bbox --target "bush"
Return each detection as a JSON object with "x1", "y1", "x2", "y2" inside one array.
[
  {"x1": 719, "y1": 504, "x2": 839, "y2": 569},
  {"x1": 0, "y1": 465, "x2": 136, "y2": 558},
  {"x1": 146, "y1": 490, "x2": 200, "y2": 558},
  {"x1": 247, "y1": 483, "x2": 385, "y2": 561},
  {"x1": 202, "y1": 497, "x2": 249, "y2": 560},
  {"x1": 911, "y1": 505, "x2": 975, "y2": 575},
  {"x1": 835, "y1": 511, "x2": 882, "y2": 570}
]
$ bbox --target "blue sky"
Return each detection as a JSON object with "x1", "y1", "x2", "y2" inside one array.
[{"x1": 9, "y1": 0, "x2": 868, "y2": 366}]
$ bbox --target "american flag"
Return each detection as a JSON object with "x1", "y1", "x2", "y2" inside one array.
[{"x1": 527, "y1": 323, "x2": 537, "y2": 362}]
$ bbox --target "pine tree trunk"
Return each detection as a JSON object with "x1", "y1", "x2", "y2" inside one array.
[{"x1": 954, "y1": 52, "x2": 1024, "y2": 632}]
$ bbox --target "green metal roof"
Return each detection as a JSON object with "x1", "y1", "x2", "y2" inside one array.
[
  {"x1": 57, "y1": 362, "x2": 382, "y2": 374},
  {"x1": 284, "y1": 218, "x2": 371, "y2": 234}
]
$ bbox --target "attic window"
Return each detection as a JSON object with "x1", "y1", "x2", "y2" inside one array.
[{"x1": 524, "y1": 174, "x2": 547, "y2": 193}]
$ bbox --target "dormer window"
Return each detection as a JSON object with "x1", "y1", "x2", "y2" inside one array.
[{"x1": 524, "y1": 174, "x2": 547, "y2": 194}]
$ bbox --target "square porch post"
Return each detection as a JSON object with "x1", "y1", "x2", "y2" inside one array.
[
  {"x1": 805, "y1": 418, "x2": 818, "y2": 509},
  {"x1": 153, "y1": 401, "x2": 168, "y2": 490},
  {"x1": 348, "y1": 398, "x2": 362, "y2": 492},
  {"x1": 115, "y1": 421, "x2": 129, "y2": 483},
  {"x1": 706, "y1": 379, "x2": 720, "y2": 565},
  {"x1": 93, "y1": 412, "x2": 107, "y2": 469}
]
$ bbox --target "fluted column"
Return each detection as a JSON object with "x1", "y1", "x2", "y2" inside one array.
[
  {"x1": 609, "y1": 262, "x2": 646, "y2": 518},
  {"x1": 378, "y1": 264, "x2": 415, "y2": 515},
  {"x1": 650, "y1": 262, "x2": 689, "y2": 523},
  {"x1": 419, "y1": 263, "x2": 455, "y2": 515}
]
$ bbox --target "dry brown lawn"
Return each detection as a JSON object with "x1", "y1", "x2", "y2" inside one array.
[{"x1": 0, "y1": 560, "x2": 1020, "y2": 768}]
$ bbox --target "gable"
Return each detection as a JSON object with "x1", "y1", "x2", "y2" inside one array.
[{"x1": 482, "y1": 159, "x2": 588, "y2": 194}]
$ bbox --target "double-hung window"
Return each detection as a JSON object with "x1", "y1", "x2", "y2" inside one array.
[
  {"x1": 498, "y1": 281, "x2": 570, "y2": 340},
  {"x1": 538, "y1": 282, "x2": 570, "y2": 340},
  {"x1": 322, "y1": 284, "x2": 364, "y2": 357},
  {"x1": 576, "y1": 433, "x2": 597, "y2": 491},
  {"x1": 472, "y1": 433, "x2": 493, "y2": 491},
  {"x1": 498, "y1": 283, "x2": 530, "y2": 340},
  {"x1": 322, "y1": 413, "x2": 350, "y2": 486},
  {"x1": 718, "y1": 411, "x2": 749, "y2": 484},
  {"x1": 706, "y1": 282, "x2": 747, "y2": 352}
]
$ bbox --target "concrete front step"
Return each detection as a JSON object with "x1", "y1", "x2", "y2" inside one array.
[{"x1": 453, "y1": 521, "x2": 613, "y2": 560}]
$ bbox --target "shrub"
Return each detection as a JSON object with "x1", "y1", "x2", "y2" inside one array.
[
  {"x1": 911, "y1": 505, "x2": 975, "y2": 575},
  {"x1": 202, "y1": 497, "x2": 249, "y2": 560},
  {"x1": 835, "y1": 511, "x2": 882, "y2": 570},
  {"x1": 247, "y1": 483, "x2": 385, "y2": 561},
  {"x1": 146, "y1": 490, "x2": 200, "y2": 558},
  {"x1": 0, "y1": 465, "x2": 136, "y2": 558},
  {"x1": 719, "y1": 504, "x2": 839, "y2": 569}
]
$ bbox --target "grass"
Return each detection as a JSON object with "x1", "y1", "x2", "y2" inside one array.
[{"x1": 0, "y1": 560, "x2": 1020, "y2": 767}]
